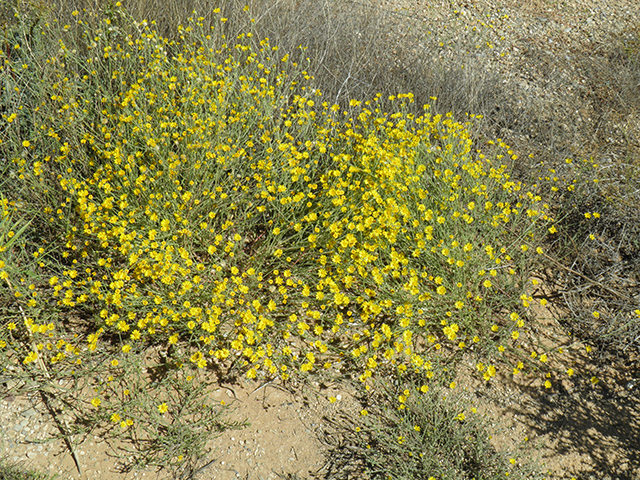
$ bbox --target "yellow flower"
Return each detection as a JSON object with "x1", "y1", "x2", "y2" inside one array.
[
  {"x1": 158, "y1": 403, "x2": 168, "y2": 414},
  {"x1": 91, "y1": 397, "x2": 101, "y2": 408},
  {"x1": 436, "y1": 286, "x2": 446, "y2": 295},
  {"x1": 21, "y1": 350, "x2": 37, "y2": 364},
  {"x1": 483, "y1": 365, "x2": 496, "y2": 381}
]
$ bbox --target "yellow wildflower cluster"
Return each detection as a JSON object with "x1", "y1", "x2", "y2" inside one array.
[{"x1": 2, "y1": 6, "x2": 553, "y2": 395}]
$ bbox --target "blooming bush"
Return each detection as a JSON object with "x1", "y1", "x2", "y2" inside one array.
[{"x1": 0, "y1": 2, "x2": 559, "y2": 475}]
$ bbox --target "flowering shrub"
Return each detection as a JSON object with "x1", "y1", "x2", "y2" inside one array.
[{"x1": 0, "y1": 2, "x2": 557, "y2": 474}]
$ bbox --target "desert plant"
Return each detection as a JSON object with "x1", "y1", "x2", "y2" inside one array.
[
  {"x1": 318, "y1": 375, "x2": 541, "y2": 480},
  {"x1": 0, "y1": 458, "x2": 58, "y2": 480}
]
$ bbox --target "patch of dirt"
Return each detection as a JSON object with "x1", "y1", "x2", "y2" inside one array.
[
  {"x1": 0, "y1": 391, "x2": 148, "y2": 479},
  {"x1": 201, "y1": 380, "x2": 327, "y2": 480},
  {"x1": 1, "y1": 378, "x2": 337, "y2": 480},
  {"x1": 453, "y1": 349, "x2": 640, "y2": 479},
  {"x1": 452, "y1": 293, "x2": 640, "y2": 480}
]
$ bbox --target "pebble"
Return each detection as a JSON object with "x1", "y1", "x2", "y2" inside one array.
[{"x1": 21, "y1": 408, "x2": 37, "y2": 418}]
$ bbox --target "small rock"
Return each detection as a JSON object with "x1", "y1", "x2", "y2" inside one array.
[{"x1": 21, "y1": 408, "x2": 37, "y2": 418}]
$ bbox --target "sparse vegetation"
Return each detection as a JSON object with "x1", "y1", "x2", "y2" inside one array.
[
  {"x1": 319, "y1": 376, "x2": 541, "y2": 480},
  {"x1": 0, "y1": 458, "x2": 58, "y2": 480}
]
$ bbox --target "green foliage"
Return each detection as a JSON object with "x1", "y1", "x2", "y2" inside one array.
[
  {"x1": 0, "y1": 458, "x2": 58, "y2": 480},
  {"x1": 321, "y1": 376, "x2": 541, "y2": 480},
  {"x1": 0, "y1": 1, "x2": 553, "y2": 389}
]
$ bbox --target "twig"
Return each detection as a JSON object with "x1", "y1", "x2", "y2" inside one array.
[
  {"x1": 178, "y1": 455, "x2": 219, "y2": 480},
  {"x1": 250, "y1": 377, "x2": 277, "y2": 396},
  {"x1": 39, "y1": 390, "x2": 83, "y2": 476},
  {"x1": 542, "y1": 252, "x2": 635, "y2": 302},
  {"x1": 219, "y1": 384, "x2": 239, "y2": 400}
]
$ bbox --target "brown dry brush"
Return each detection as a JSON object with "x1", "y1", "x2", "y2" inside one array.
[{"x1": 548, "y1": 178, "x2": 640, "y2": 361}]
